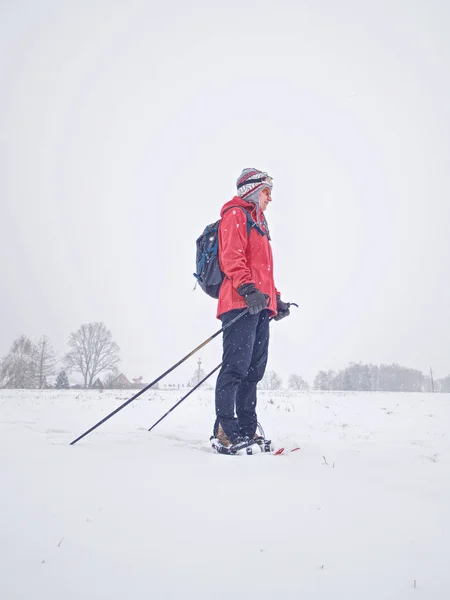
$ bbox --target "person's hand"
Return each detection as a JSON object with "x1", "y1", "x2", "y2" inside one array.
[
  {"x1": 274, "y1": 296, "x2": 290, "y2": 321},
  {"x1": 237, "y1": 283, "x2": 268, "y2": 315}
]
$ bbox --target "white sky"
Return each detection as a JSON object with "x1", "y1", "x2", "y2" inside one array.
[{"x1": 1, "y1": 0, "x2": 449, "y2": 386}]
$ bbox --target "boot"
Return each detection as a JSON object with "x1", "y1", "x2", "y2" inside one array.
[
  {"x1": 210, "y1": 434, "x2": 258, "y2": 455},
  {"x1": 216, "y1": 423, "x2": 231, "y2": 447}
]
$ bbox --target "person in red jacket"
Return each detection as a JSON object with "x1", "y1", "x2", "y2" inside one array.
[{"x1": 211, "y1": 168, "x2": 290, "y2": 454}]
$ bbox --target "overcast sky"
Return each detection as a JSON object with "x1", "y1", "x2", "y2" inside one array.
[{"x1": 1, "y1": 0, "x2": 449, "y2": 387}]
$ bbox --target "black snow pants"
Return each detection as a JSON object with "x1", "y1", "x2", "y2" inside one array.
[{"x1": 214, "y1": 308, "x2": 270, "y2": 442}]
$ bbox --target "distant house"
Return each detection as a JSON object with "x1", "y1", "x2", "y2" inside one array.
[
  {"x1": 130, "y1": 376, "x2": 145, "y2": 390},
  {"x1": 112, "y1": 373, "x2": 131, "y2": 389},
  {"x1": 107, "y1": 374, "x2": 157, "y2": 390}
]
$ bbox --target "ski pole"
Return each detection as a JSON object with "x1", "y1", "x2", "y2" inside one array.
[
  {"x1": 70, "y1": 308, "x2": 249, "y2": 445},
  {"x1": 148, "y1": 363, "x2": 222, "y2": 432},
  {"x1": 146, "y1": 302, "x2": 298, "y2": 433}
]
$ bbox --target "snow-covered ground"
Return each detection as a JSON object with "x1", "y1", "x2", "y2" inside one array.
[{"x1": 1, "y1": 388, "x2": 449, "y2": 600}]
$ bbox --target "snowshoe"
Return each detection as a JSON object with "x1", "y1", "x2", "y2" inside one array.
[{"x1": 210, "y1": 436, "x2": 259, "y2": 456}]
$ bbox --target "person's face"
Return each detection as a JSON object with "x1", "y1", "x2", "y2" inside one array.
[{"x1": 259, "y1": 187, "x2": 272, "y2": 211}]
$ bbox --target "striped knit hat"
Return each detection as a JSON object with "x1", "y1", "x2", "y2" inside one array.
[{"x1": 236, "y1": 168, "x2": 273, "y2": 205}]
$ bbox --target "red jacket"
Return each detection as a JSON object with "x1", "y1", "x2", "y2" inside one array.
[{"x1": 217, "y1": 196, "x2": 279, "y2": 318}]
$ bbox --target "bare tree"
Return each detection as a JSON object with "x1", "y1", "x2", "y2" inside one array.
[
  {"x1": 288, "y1": 373, "x2": 309, "y2": 390},
  {"x1": 259, "y1": 370, "x2": 282, "y2": 390},
  {"x1": 0, "y1": 335, "x2": 36, "y2": 388},
  {"x1": 65, "y1": 322, "x2": 120, "y2": 388},
  {"x1": 32, "y1": 335, "x2": 57, "y2": 388}
]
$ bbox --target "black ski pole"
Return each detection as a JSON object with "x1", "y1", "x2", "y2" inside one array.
[
  {"x1": 148, "y1": 363, "x2": 222, "y2": 432},
  {"x1": 147, "y1": 302, "x2": 299, "y2": 433},
  {"x1": 70, "y1": 308, "x2": 249, "y2": 445}
]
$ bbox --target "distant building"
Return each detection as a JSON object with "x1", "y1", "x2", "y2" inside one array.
[
  {"x1": 112, "y1": 373, "x2": 131, "y2": 389},
  {"x1": 130, "y1": 376, "x2": 145, "y2": 389},
  {"x1": 107, "y1": 373, "x2": 158, "y2": 390}
]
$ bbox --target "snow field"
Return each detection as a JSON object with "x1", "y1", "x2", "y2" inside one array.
[{"x1": 1, "y1": 389, "x2": 449, "y2": 599}]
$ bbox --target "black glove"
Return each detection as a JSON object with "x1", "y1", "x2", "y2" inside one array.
[
  {"x1": 274, "y1": 295, "x2": 290, "y2": 321},
  {"x1": 237, "y1": 283, "x2": 268, "y2": 315}
]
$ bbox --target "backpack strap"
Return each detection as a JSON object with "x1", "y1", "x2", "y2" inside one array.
[{"x1": 222, "y1": 206, "x2": 266, "y2": 237}]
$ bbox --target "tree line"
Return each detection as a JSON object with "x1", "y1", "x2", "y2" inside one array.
[
  {"x1": 1, "y1": 326, "x2": 449, "y2": 392},
  {"x1": 0, "y1": 322, "x2": 120, "y2": 389},
  {"x1": 312, "y1": 362, "x2": 450, "y2": 393},
  {"x1": 261, "y1": 364, "x2": 450, "y2": 392}
]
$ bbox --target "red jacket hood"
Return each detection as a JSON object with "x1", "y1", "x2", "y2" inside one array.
[{"x1": 220, "y1": 196, "x2": 257, "y2": 220}]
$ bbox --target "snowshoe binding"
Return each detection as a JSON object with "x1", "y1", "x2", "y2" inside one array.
[
  {"x1": 253, "y1": 435, "x2": 273, "y2": 453},
  {"x1": 210, "y1": 435, "x2": 259, "y2": 456}
]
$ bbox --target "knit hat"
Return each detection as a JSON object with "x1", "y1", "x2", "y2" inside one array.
[{"x1": 236, "y1": 168, "x2": 273, "y2": 205}]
